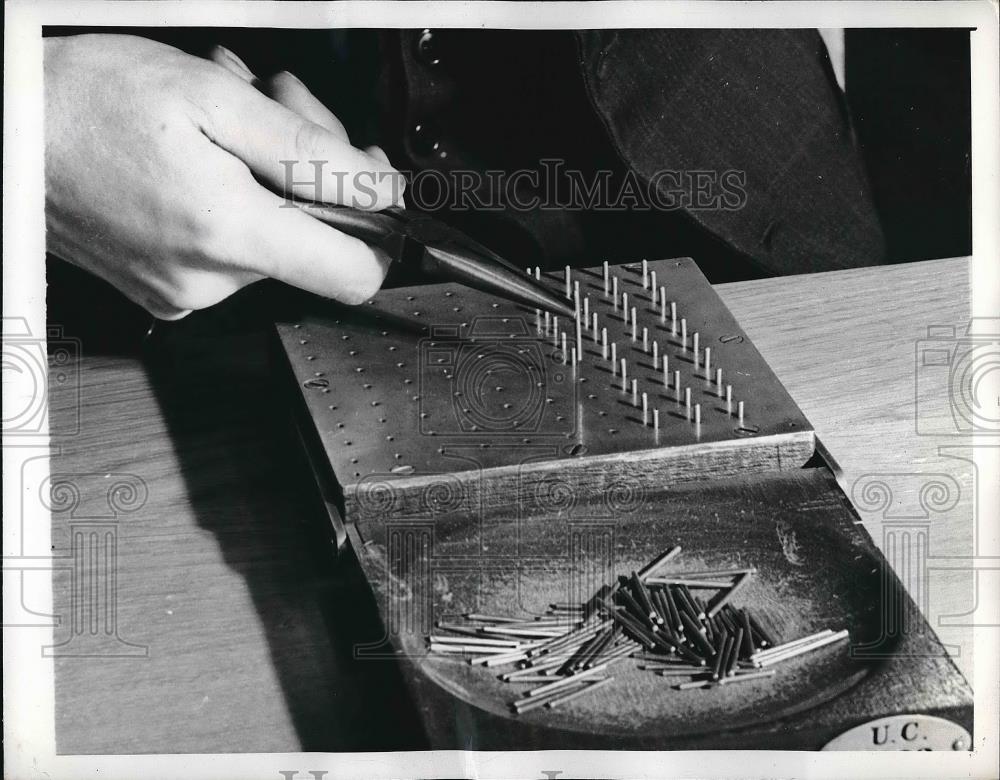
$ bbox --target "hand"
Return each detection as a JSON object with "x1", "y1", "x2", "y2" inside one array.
[{"x1": 44, "y1": 34, "x2": 405, "y2": 319}]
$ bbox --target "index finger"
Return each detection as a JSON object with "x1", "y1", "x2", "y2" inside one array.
[
  {"x1": 219, "y1": 178, "x2": 392, "y2": 305},
  {"x1": 193, "y1": 68, "x2": 404, "y2": 210}
]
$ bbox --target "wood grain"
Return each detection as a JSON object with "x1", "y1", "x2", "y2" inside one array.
[
  {"x1": 47, "y1": 257, "x2": 974, "y2": 752},
  {"x1": 718, "y1": 257, "x2": 976, "y2": 672},
  {"x1": 48, "y1": 334, "x2": 426, "y2": 754}
]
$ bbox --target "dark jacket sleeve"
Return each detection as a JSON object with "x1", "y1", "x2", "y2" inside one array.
[{"x1": 576, "y1": 29, "x2": 885, "y2": 275}]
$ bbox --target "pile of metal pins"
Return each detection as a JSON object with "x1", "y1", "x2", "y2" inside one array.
[{"x1": 426, "y1": 546, "x2": 849, "y2": 712}]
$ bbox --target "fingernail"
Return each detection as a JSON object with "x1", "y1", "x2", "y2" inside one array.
[
  {"x1": 216, "y1": 45, "x2": 254, "y2": 78},
  {"x1": 278, "y1": 69, "x2": 307, "y2": 88}
]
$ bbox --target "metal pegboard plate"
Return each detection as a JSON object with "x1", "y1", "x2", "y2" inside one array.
[{"x1": 276, "y1": 259, "x2": 814, "y2": 511}]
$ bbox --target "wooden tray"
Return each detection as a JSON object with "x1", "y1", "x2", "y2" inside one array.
[{"x1": 339, "y1": 466, "x2": 972, "y2": 749}]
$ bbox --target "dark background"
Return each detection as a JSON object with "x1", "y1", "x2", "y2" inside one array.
[
  {"x1": 845, "y1": 29, "x2": 971, "y2": 264},
  {"x1": 45, "y1": 27, "x2": 972, "y2": 350}
]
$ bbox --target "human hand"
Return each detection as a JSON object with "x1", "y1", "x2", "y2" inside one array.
[{"x1": 45, "y1": 34, "x2": 405, "y2": 320}]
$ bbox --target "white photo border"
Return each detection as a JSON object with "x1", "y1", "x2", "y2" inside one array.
[{"x1": 4, "y1": 2, "x2": 998, "y2": 778}]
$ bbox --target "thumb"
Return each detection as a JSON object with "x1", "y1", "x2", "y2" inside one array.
[{"x1": 195, "y1": 76, "x2": 404, "y2": 210}]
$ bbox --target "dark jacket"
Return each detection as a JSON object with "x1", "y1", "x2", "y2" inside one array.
[
  {"x1": 63, "y1": 27, "x2": 883, "y2": 281},
  {"x1": 371, "y1": 29, "x2": 885, "y2": 280}
]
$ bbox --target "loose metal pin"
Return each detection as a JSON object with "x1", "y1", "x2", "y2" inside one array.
[
  {"x1": 706, "y1": 571, "x2": 751, "y2": 619},
  {"x1": 716, "y1": 368, "x2": 723, "y2": 396},
  {"x1": 704, "y1": 347, "x2": 711, "y2": 378},
  {"x1": 673, "y1": 567, "x2": 756, "y2": 579},
  {"x1": 681, "y1": 612, "x2": 716, "y2": 658},
  {"x1": 712, "y1": 635, "x2": 733, "y2": 681},
  {"x1": 545, "y1": 676, "x2": 615, "y2": 709},
  {"x1": 430, "y1": 635, "x2": 520, "y2": 647},
  {"x1": 718, "y1": 669, "x2": 775, "y2": 686},
  {"x1": 738, "y1": 401, "x2": 745, "y2": 425},
  {"x1": 756, "y1": 630, "x2": 848, "y2": 667},
  {"x1": 751, "y1": 630, "x2": 833, "y2": 661},
  {"x1": 504, "y1": 675, "x2": 565, "y2": 683},
  {"x1": 603, "y1": 261, "x2": 610, "y2": 295},
  {"x1": 652, "y1": 667, "x2": 709, "y2": 677},
  {"x1": 430, "y1": 642, "x2": 517, "y2": 654},
  {"x1": 739, "y1": 611, "x2": 755, "y2": 658},
  {"x1": 527, "y1": 663, "x2": 610, "y2": 698},
  {"x1": 651, "y1": 590, "x2": 670, "y2": 628},
  {"x1": 630, "y1": 572, "x2": 657, "y2": 621},
  {"x1": 647, "y1": 578, "x2": 734, "y2": 589},
  {"x1": 513, "y1": 681, "x2": 591, "y2": 711},
  {"x1": 461, "y1": 613, "x2": 527, "y2": 623},
  {"x1": 724, "y1": 630, "x2": 743, "y2": 677},
  {"x1": 638, "y1": 546, "x2": 682, "y2": 580},
  {"x1": 477, "y1": 648, "x2": 540, "y2": 666},
  {"x1": 660, "y1": 585, "x2": 683, "y2": 632}
]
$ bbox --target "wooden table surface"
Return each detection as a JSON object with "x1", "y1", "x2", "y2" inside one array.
[{"x1": 48, "y1": 256, "x2": 974, "y2": 754}]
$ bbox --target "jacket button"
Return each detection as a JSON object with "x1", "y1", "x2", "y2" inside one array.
[
  {"x1": 414, "y1": 29, "x2": 441, "y2": 67},
  {"x1": 412, "y1": 121, "x2": 443, "y2": 157}
]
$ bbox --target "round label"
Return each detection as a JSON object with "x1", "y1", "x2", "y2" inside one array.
[{"x1": 823, "y1": 714, "x2": 971, "y2": 751}]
